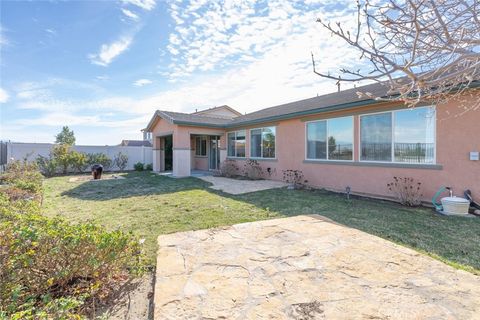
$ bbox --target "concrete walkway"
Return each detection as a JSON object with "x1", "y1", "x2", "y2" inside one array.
[
  {"x1": 198, "y1": 176, "x2": 287, "y2": 194},
  {"x1": 154, "y1": 215, "x2": 480, "y2": 319}
]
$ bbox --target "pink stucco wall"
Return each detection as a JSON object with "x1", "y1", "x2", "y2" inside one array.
[
  {"x1": 226, "y1": 93, "x2": 480, "y2": 202},
  {"x1": 150, "y1": 92, "x2": 480, "y2": 201}
]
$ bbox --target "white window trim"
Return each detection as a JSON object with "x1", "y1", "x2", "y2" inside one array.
[
  {"x1": 249, "y1": 126, "x2": 277, "y2": 159},
  {"x1": 227, "y1": 130, "x2": 246, "y2": 158},
  {"x1": 305, "y1": 116, "x2": 354, "y2": 162},
  {"x1": 358, "y1": 106, "x2": 436, "y2": 164}
]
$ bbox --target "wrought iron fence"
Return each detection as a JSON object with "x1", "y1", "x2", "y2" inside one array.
[{"x1": 361, "y1": 142, "x2": 434, "y2": 163}]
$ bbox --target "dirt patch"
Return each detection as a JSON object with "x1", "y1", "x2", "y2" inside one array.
[
  {"x1": 68, "y1": 174, "x2": 126, "y2": 183},
  {"x1": 96, "y1": 272, "x2": 154, "y2": 320},
  {"x1": 198, "y1": 175, "x2": 287, "y2": 194}
]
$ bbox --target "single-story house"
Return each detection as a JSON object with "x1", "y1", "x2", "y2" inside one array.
[{"x1": 143, "y1": 82, "x2": 480, "y2": 201}]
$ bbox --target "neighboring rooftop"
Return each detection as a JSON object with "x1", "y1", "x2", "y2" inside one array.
[
  {"x1": 119, "y1": 140, "x2": 153, "y2": 147},
  {"x1": 192, "y1": 105, "x2": 242, "y2": 119}
]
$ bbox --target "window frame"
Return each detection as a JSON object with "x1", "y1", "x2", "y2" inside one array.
[
  {"x1": 304, "y1": 116, "x2": 354, "y2": 162},
  {"x1": 249, "y1": 126, "x2": 277, "y2": 159},
  {"x1": 194, "y1": 136, "x2": 207, "y2": 157},
  {"x1": 358, "y1": 106, "x2": 436, "y2": 164},
  {"x1": 227, "y1": 130, "x2": 246, "y2": 158}
]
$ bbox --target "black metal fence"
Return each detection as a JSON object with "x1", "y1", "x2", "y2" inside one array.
[{"x1": 361, "y1": 142, "x2": 434, "y2": 163}]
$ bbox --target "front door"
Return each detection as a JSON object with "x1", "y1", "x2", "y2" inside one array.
[{"x1": 209, "y1": 136, "x2": 220, "y2": 170}]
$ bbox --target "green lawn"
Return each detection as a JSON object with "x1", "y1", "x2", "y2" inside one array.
[{"x1": 43, "y1": 172, "x2": 480, "y2": 273}]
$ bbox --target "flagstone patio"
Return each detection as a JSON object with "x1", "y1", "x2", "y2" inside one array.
[{"x1": 154, "y1": 215, "x2": 480, "y2": 319}]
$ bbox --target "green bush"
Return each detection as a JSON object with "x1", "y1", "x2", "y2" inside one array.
[
  {"x1": 0, "y1": 195, "x2": 145, "y2": 319},
  {"x1": 69, "y1": 151, "x2": 88, "y2": 173},
  {"x1": 52, "y1": 144, "x2": 74, "y2": 174},
  {"x1": 0, "y1": 160, "x2": 43, "y2": 195},
  {"x1": 133, "y1": 162, "x2": 144, "y2": 171},
  {"x1": 113, "y1": 152, "x2": 129, "y2": 171},
  {"x1": 87, "y1": 153, "x2": 112, "y2": 171},
  {"x1": 36, "y1": 155, "x2": 58, "y2": 177},
  {"x1": 0, "y1": 163, "x2": 145, "y2": 319},
  {"x1": 145, "y1": 163, "x2": 153, "y2": 171}
]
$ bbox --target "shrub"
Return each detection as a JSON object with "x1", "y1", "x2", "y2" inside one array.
[
  {"x1": 387, "y1": 176, "x2": 423, "y2": 206},
  {"x1": 219, "y1": 159, "x2": 239, "y2": 178},
  {"x1": 134, "y1": 162, "x2": 144, "y2": 171},
  {"x1": 282, "y1": 170, "x2": 306, "y2": 189},
  {"x1": 113, "y1": 152, "x2": 129, "y2": 171},
  {"x1": 51, "y1": 144, "x2": 74, "y2": 174},
  {"x1": 70, "y1": 151, "x2": 88, "y2": 173},
  {"x1": 0, "y1": 160, "x2": 43, "y2": 195},
  {"x1": 145, "y1": 163, "x2": 153, "y2": 171},
  {"x1": 243, "y1": 159, "x2": 263, "y2": 180},
  {"x1": 36, "y1": 154, "x2": 58, "y2": 177},
  {"x1": 0, "y1": 195, "x2": 145, "y2": 319},
  {"x1": 87, "y1": 153, "x2": 112, "y2": 171},
  {"x1": 0, "y1": 186, "x2": 39, "y2": 202}
]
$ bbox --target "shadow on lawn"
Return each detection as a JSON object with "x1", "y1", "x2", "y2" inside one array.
[
  {"x1": 59, "y1": 172, "x2": 480, "y2": 272},
  {"x1": 60, "y1": 172, "x2": 211, "y2": 201}
]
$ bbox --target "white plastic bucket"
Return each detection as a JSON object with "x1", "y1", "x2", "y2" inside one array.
[{"x1": 441, "y1": 197, "x2": 470, "y2": 215}]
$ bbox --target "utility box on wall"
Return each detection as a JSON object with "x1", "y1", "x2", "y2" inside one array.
[{"x1": 470, "y1": 151, "x2": 479, "y2": 161}]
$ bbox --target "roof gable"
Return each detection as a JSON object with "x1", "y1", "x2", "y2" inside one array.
[{"x1": 192, "y1": 105, "x2": 242, "y2": 119}]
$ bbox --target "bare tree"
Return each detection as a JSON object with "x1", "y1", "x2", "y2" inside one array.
[{"x1": 312, "y1": 0, "x2": 480, "y2": 112}]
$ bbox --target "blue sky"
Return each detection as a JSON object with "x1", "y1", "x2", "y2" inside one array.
[{"x1": 0, "y1": 0, "x2": 361, "y2": 145}]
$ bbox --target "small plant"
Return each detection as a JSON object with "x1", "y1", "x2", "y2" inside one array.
[
  {"x1": 134, "y1": 162, "x2": 145, "y2": 171},
  {"x1": 113, "y1": 152, "x2": 129, "y2": 171},
  {"x1": 69, "y1": 151, "x2": 88, "y2": 173},
  {"x1": 145, "y1": 163, "x2": 153, "y2": 171},
  {"x1": 52, "y1": 144, "x2": 74, "y2": 174},
  {"x1": 387, "y1": 176, "x2": 423, "y2": 206},
  {"x1": 0, "y1": 160, "x2": 43, "y2": 195},
  {"x1": 243, "y1": 159, "x2": 263, "y2": 180},
  {"x1": 87, "y1": 153, "x2": 112, "y2": 171},
  {"x1": 219, "y1": 159, "x2": 239, "y2": 178},
  {"x1": 36, "y1": 154, "x2": 58, "y2": 177},
  {"x1": 282, "y1": 169, "x2": 305, "y2": 189}
]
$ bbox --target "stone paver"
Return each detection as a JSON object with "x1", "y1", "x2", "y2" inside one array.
[
  {"x1": 198, "y1": 176, "x2": 287, "y2": 194},
  {"x1": 154, "y1": 215, "x2": 480, "y2": 319}
]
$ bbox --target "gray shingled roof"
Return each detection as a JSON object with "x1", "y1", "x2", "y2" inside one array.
[
  {"x1": 229, "y1": 82, "x2": 388, "y2": 125},
  {"x1": 145, "y1": 79, "x2": 479, "y2": 131},
  {"x1": 145, "y1": 82, "x2": 390, "y2": 130},
  {"x1": 158, "y1": 111, "x2": 233, "y2": 126}
]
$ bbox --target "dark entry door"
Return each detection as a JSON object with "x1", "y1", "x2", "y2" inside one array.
[
  {"x1": 209, "y1": 136, "x2": 220, "y2": 170},
  {"x1": 164, "y1": 135, "x2": 173, "y2": 171}
]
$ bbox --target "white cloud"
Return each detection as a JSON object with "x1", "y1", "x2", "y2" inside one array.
[
  {"x1": 121, "y1": 8, "x2": 139, "y2": 20},
  {"x1": 122, "y1": 0, "x2": 156, "y2": 11},
  {"x1": 4, "y1": 1, "x2": 374, "y2": 145},
  {"x1": 0, "y1": 88, "x2": 9, "y2": 103},
  {"x1": 165, "y1": 0, "x2": 358, "y2": 80},
  {"x1": 45, "y1": 28, "x2": 57, "y2": 36},
  {"x1": 89, "y1": 36, "x2": 133, "y2": 66},
  {"x1": 133, "y1": 79, "x2": 153, "y2": 87}
]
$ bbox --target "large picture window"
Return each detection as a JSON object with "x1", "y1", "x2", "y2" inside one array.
[
  {"x1": 306, "y1": 116, "x2": 353, "y2": 161},
  {"x1": 250, "y1": 127, "x2": 276, "y2": 158},
  {"x1": 195, "y1": 136, "x2": 207, "y2": 156},
  {"x1": 360, "y1": 106, "x2": 435, "y2": 163},
  {"x1": 227, "y1": 130, "x2": 246, "y2": 157}
]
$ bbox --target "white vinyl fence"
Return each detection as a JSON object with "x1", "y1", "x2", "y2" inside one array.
[{"x1": 4, "y1": 142, "x2": 152, "y2": 171}]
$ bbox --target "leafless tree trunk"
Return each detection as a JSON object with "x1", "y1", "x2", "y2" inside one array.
[{"x1": 313, "y1": 0, "x2": 480, "y2": 112}]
